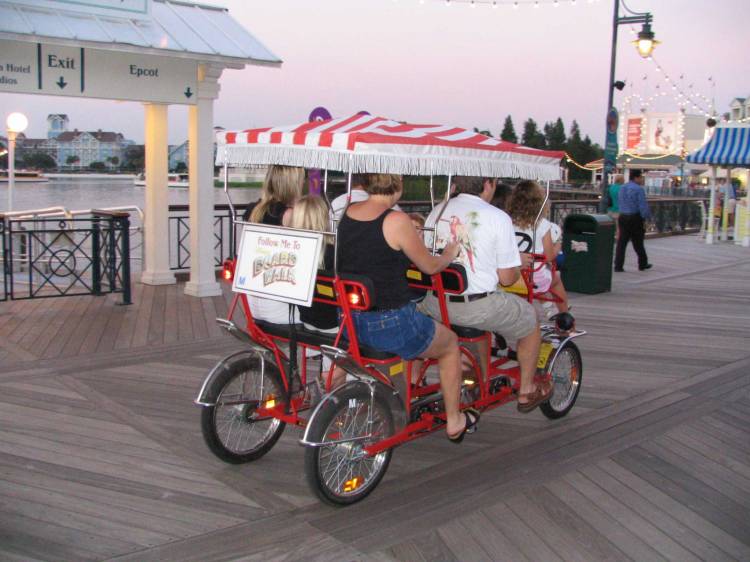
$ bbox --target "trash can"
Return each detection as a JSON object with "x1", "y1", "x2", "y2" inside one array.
[{"x1": 561, "y1": 214, "x2": 615, "y2": 294}]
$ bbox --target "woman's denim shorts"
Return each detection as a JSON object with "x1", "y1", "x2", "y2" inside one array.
[{"x1": 350, "y1": 302, "x2": 436, "y2": 360}]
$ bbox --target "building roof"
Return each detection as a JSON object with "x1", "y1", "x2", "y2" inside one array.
[
  {"x1": 54, "y1": 131, "x2": 125, "y2": 142},
  {"x1": 0, "y1": 0, "x2": 281, "y2": 67}
]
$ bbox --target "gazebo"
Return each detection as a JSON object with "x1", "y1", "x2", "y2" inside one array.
[
  {"x1": 0, "y1": 0, "x2": 281, "y2": 297},
  {"x1": 686, "y1": 126, "x2": 750, "y2": 246}
]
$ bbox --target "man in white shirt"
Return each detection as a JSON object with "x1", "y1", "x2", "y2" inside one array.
[
  {"x1": 419, "y1": 177, "x2": 548, "y2": 413},
  {"x1": 330, "y1": 174, "x2": 401, "y2": 225}
]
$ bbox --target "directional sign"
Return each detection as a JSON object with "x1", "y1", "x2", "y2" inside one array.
[
  {"x1": 85, "y1": 49, "x2": 197, "y2": 105},
  {"x1": 41, "y1": 44, "x2": 83, "y2": 95},
  {"x1": 0, "y1": 39, "x2": 197, "y2": 105}
]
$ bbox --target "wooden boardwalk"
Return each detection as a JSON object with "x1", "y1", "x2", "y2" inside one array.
[{"x1": 0, "y1": 234, "x2": 749, "y2": 561}]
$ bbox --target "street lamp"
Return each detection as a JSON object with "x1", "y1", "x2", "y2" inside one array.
[
  {"x1": 6, "y1": 112, "x2": 29, "y2": 212},
  {"x1": 599, "y1": 1, "x2": 658, "y2": 211}
]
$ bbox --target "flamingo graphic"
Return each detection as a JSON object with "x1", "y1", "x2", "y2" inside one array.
[{"x1": 448, "y1": 216, "x2": 475, "y2": 272}]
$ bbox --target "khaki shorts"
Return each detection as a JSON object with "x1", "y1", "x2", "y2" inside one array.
[{"x1": 417, "y1": 291, "x2": 537, "y2": 342}]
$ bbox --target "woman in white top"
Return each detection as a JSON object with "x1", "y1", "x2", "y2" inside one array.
[
  {"x1": 247, "y1": 166, "x2": 304, "y2": 324},
  {"x1": 507, "y1": 181, "x2": 569, "y2": 315}
]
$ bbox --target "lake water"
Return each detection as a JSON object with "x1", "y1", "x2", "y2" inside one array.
[{"x1": 0, "y1": 176, "x2": 261, "y2": 214}]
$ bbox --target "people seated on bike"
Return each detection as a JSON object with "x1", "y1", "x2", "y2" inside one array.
[
  {"x1": 420, "y1": 176, "x2": 550, "y2": 413},
  {"x1": 507, "y1": 180, "x2": 570, "y2": 318},
  {"x1": 337, "y1": 173, "x2": 478, "y2": 442},
  {"x1": 246, "y1": 165, "x2": 305, "y2": 324},
  {"x1": 289, "y1": 195, "x2": 346, "y2": 388}
]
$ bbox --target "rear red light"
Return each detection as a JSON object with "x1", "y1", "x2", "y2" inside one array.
[
  {"x1": 222, "y1": 259, "x2": 235, "y2": 282},
  {"x1": 343, "y1": 284, "x2": 368, "y2": 311}
]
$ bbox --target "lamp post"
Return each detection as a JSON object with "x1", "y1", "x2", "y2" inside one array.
[
  {"x1": 5, "y1": 112, "x2": 29, "y2": 212},
  {"x1": 599, "y1": 0, "x2": 658, "y2": 212}
]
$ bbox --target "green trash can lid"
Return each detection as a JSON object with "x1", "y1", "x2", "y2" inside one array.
[{"x1": 564, "y1": 213, "x2": 615, "y2": 230}]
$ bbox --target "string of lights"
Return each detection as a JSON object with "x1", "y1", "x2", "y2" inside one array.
[
  {"x1": 622, "y1": 27, "x2": 750, "y2": 124},
  {"x1": 564, "y1": 153, "x2": 596, "y2": 170}
]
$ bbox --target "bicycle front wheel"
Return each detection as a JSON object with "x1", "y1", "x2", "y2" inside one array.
[{"x1": 304, "y1": 385, "x2": 394, "y2": 506}]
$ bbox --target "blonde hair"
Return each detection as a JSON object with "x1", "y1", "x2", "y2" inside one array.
[
  {"x1": 508, "y1": 180, "x2": 544, "y2": 229},
  {"x1": 408, "y1": 212, "x2": 425, "y2": 228},
  {"x1": 364, "y1": 174, "x2": 403, "y2": 196},
  {"x1": 250, "y1": 165, "x2": 305, "y2": 223},
  {"x1": 289, "y1": 196, "x2": 332, "y2": 267}
]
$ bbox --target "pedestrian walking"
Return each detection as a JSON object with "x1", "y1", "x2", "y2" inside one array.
[{"x1": 614, "y1": 169, "x2": 652, "y2": 272}]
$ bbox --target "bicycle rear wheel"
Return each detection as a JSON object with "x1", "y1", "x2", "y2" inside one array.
[{"x1": 201, "y1": 356, "x2": 286, "y2": 463}]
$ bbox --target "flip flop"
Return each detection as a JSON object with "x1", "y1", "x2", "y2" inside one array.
[
  {"x1": 517, "y1": 384, "x2": 552, "y2": 413},
  {"x1": 447, "y1": 408, "x2": 481, "y2": 444}
]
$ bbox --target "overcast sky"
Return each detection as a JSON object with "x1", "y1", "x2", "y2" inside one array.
[{"x1": 2, "y1": 0, "x2": 748, "y2": 144}]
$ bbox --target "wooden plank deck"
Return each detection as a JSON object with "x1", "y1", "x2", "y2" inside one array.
[{"x1": 0, "y1": 234, "x2": 749, "y2": 561}]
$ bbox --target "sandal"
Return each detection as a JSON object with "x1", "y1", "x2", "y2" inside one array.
[
  {"x1": 447, "y1": 408, "x2": 481, "y2": 444},
  {"x1": 517, "y1": 384, "x2": 552, "y2": 413}
]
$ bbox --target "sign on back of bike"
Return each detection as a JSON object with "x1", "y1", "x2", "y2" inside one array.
[{"x1": 233, "y1": 224, "x2": 323, "y2": 307}]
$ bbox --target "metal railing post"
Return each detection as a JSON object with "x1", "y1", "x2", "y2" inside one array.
[
  {"x1": 0, "y1": 216, "x2": 7, "y2": 301},
  {"x1": 119, "y1": 214, "x2": 132, "y2": 305},
  {"x1": 91, "y1": 216, "x2": 102, "y2": 296}
]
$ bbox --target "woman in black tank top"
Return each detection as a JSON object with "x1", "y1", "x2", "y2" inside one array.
[{"x1": 337, "y1": 174, "x2": 479, "y2": 442}]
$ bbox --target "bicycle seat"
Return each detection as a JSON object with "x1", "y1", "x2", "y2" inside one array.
[
  {"x1": 450, "y1": 324, "x2": 486, "y2": 339},
  {"x1": 254, "y1": 320, "x2": 397, "y2": 361}
]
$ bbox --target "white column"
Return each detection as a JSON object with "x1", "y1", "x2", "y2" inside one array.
[
  {"x1": 706, "y1": 165, "x2": 717, "y2": 245},
  {"x1": 185, "y1": 64, "x2": 223, "y2": 297},
  {"x1": 141, "y1": 103, "x2": 176, "y2": 285}
]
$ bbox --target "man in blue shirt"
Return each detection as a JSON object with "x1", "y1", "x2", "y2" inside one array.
[{"x1": 614, "y1": 169, "x2": 652, "y2": 272}]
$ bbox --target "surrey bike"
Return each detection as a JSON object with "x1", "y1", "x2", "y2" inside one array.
[{"x1": 194, "y1": 113, "x2": 585, "y2": 505}]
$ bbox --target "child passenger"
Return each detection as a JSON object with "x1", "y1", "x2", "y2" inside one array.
[
  {"x1": 289, "y1": 196, "x2": 345, "y2": 389},
  {"x1": 507, "y1": 180, "x2": 570, "y2": 317}
]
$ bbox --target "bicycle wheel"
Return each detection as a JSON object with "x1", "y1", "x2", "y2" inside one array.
[
  {"x1": 304, "y1": 385, "x2": 394, "y2": 506},
  {"x1": 200, "y1": 356, "x2": 286, "y2": 463},
  {"x1": 539, "y1": 341, "x2": 582, "y2": 420}
]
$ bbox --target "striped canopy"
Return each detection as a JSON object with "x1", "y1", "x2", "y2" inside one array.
[
  {"x1": 217, "y1": 113, "x2": 564, "y2": 180},
  {"x1": 687, "y1": 126, "x2": 750, "y2": 167}
]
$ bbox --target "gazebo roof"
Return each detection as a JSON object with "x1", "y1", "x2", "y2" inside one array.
[
  {"x1": 0, "y1": 0, "x2": 281, "y2": 67},
  {"x1": 686, "y1": 126, "x2": 750, "y2": 168}
]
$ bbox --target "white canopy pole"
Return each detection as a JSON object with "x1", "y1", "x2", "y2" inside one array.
[
  {"x1": 743, "y1": 186, "x2": 750, "y2": 247},
  {"x1": 706, "y1": 166, "x2": 717, "y2": 244},
  {"x1": 720, "y1": 169, "x2": 729, "y2": 242}
]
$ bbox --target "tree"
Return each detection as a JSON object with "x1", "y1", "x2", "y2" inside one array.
[
  {"x1": 22, "y1": 152, "x2": 57, "y2": 170},
  {"x1": 473, "y1": 126, "x2": 492, "y2": 137},
  {"x1": 89, "y1": 161, "x2": 106, "y2": 171},
  {"x1": 66, "y1": 155, "x2": 80, "y2": 166},
  {"x1": 122, "y1": 145, "x2": 145, "y2": 171},
  {"x1": 500, "y1": 115, "x2": 518, "y2": 143},
  {"x1": 521, "y1": 118, "x2": 546, "y2": 149},
  {"x1": 565, "y1": 121, "x2": 603, "y2": 181},
  {"x1": 544, "y1": 117, "x2": 567, "y2": 150},
  {"x1": 174, "y1": 161, "x2": 187, "y2": 173}
]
